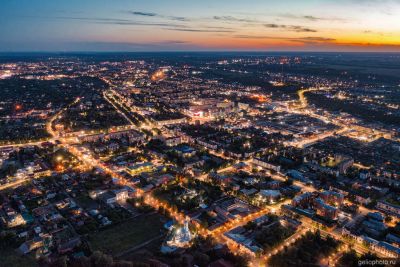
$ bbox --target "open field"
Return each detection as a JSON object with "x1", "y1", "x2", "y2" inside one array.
[
  {"x1": 0, "y1": 248, "x2": 38, "y2": 267},
  {"x1": 89, "y1": 213, "x2": 165, "y2": 255}
]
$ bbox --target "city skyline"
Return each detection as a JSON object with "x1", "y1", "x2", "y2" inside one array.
[{"x1": 1, "y1": 0, "x2": 400, "y2": 52}]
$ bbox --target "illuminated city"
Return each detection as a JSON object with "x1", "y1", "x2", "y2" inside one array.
[{"x1": 0, "y1": 1, "x2": 399, "y2": 267}]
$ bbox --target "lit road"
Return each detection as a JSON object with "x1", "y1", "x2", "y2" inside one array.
[
  {"x1": 103, "y1": 90, "x2": 139, "y2": 127},
  {"x1": 296, "y1": 87, "x2": 322, "y2": 109},
  {"x1": 0, "y1": 177, "x2": 31, "y2": 191},
  {"x1": 0, "y1": 140, "x2": 50, "y2": 149}
]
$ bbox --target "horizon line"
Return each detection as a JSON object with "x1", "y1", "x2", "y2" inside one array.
[{"x1": 1, "y1": 50, "x2": 400, "y2": 54}]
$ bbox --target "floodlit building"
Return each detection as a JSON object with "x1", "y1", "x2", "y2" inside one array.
[
  {"x1": 161, "y1": 220, "x2": 194, "y2": 253},
  {"x1": 258, "y1": 190, "x2": 281, "y2": 203},
  {"x1": 127, "y1": 162, "x2": 155, "y2": 175}
]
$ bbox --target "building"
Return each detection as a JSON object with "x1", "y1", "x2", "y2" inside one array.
[
  {"x1": 374, "y1": 241, "x2": 400, "y2": 258},
  {"x1": 58, "y1": 236, "x2": 81, "y2": 254},
  {"x1": 99, "y1": 192, "x2": 117, "y2": 205},
  {"x1": 127, "y1": 162, "x2": 156, "y2": 176},
  {"x1": 314, "y1": 198, "x2": 338, "y2": 220},
  {"x1": 377, "y1": 201, "x2": 400, "y2": 218},
  {"x1": 241, "y1": 188, "x2": 258, "y2": 197},
  {"x1": 258, "y1": 190, "x2": 281, "y2": 203},
  {"x1": 174, "y1": 145, "x2": 196, "y2": 157},
  {"x1": 153, "y1": 174, "x2": 174, "y2": 187},
  {"x1": 161, "y1": 220, "x2": 194, "y2": 253},
  {"x1": 184, "y1": 159, "x2": 204, "y2": 170},
  {"x1": 362, "y1": 236, "x2": 400, "y2": 258},
  {"x1": 108, "y1": 129, "x2": 145, "y2": 143},
  {"x1": 196, "y1": 139, "x2": 218, "y2": 150},
  {"x1": 319, "y1": 190, "x2": 344, "y2": 206},
  {"x1": 78, "y1": 129, "x2": 144, "y2": 143},
  {"x1": 1, "y1": 211, "x2": 26, "y2": 228},
  {"x1": 362, "y1": 212, "x2": 387, "y2": 238},
  {"x1": 334, "y1": 154, "x2": 354, "y2": 174},
  {"x1": 164, "y1": 136, "x2": 183, "y2": 147},
  {"x1": 78, "y1": 133, "x2": 106, "y2": 143},
  {"x1": 265, "y1": 180, "x2": 281, "y2": 189},
  {"x1": 386, "y1": 233, "x2": 400, "y2": 245},
  {"x1": 344, "y1": 232, "x2": 400, "y2": 258},
  {"x1": 113, "y1": 188, "x2": 129, "y2": 202},
  {"x1": 89, "y1": 189, "x2": 107, "y2": 199},
  {"x1": 214, "y1": 198, "x2": 252, "y2": 221},
  {"x1": 155, "y1": 117, "x2": 187, "y2": 127},
  {"x1": 252, "y1": 158, "x2": 281, "y2": 172},
  {"x1": 354, "y1": 192, "x2": 372, "y2": 205},
  {"x1": 211, "y1": 173, "x2": 233, "y2": 186},
  {"x1": 238, "y1": 102, "x2": 250, "y2": 110},
  {"x1": 18, "y1": 239, "x2": 41, "y2": 254},
  {"x1": 97, "y1": 189, "x2": 128, "y2": 205},
  {"x1": 292, "y1": 192, "x2": 313, "y2": 207},
  {"x1": 359, "y1": 170, "x2": 370, "y2": 180},
  {"x1": 287, "y1": 169, "x2": 310, "y2": 183}
]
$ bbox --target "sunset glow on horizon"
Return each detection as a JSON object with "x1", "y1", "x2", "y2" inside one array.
[{"x1": 1, "y1": 0, "x2": 400, "y2": 52}]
